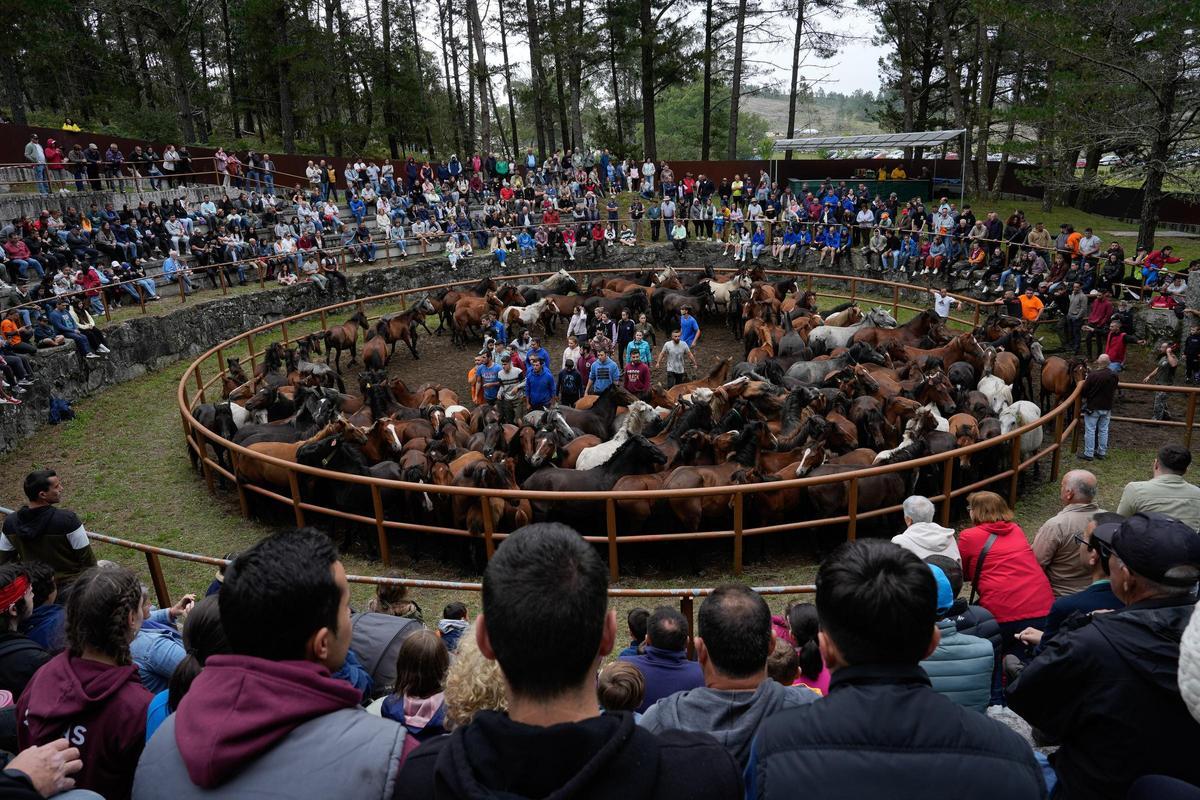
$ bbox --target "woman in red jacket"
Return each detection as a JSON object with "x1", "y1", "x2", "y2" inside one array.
[{"x1": 958, "y1": 491, "x2": 1053, "y2": 661}]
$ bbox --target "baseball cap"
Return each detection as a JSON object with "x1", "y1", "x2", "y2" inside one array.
[
  {"x1": 111, "y1": 260, "x2": 121, "y2": 268},
  {"x1": 1101, "y1": 513, "x2": 1200, "y2": 586}
]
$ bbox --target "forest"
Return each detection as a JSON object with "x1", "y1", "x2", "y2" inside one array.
[{"x1": 1, "y1": 0, "x2": 1196, "y2": 241}]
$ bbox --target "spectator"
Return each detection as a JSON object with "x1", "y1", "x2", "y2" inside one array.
[
  {"x1": 638, "y1": 585, "x2": 816, "y2": 769},
  {"x1": 958, "y1": 492, "x2": 1054, "y2": 660},
  {"x1": 1143, "y1": 339, "x2": 1180, "y2": 421},
  {"x1": 1, "y1": 470, "x2": 98, "y2": 592},
  {"x1": 441, "y1": 623, "x2": 507, "y2": 729},
  {"x1": 891, "y1": 495, "x2": 960, "y2": 562},
  {"x1": 366, "y1": 570, "x2": 423, "y2": 622},
  {"x1": 765, "y1": 641, "x2": 799, "y2": 686},
  {"x1": 0, "y1": 739, "x2": 86, "y2": 799},
  {"x1": 918, "y1": 563, "x2": 995, "y2": 712},
  {"x1": 746, "y1": 540, "x2": 1044, "y2": 799},
  {"x1": 1008, "y1": 513, "x2": 1200, "y2": 798},
  {"x1": 783, "y1": 602, "x2": 830, "y2": 695},
  {"x1": 1079, "y1": 354, "x2": 1118, "y2": 460},
  {"x1": 133, "y1": 529, "x2": 406, "y2": 798},
  {"x1": 1104, "y1": 318, "x2": 1142, "y2": 372},
  {"x1": 617, "y1": 607, "x2": 649, "y2": 657},
  {"x1": 19, "y1": 565, "x2": 152, "y2": 800},
  {"x1": 1032, "y1": 470, "x2": 1101, "y2": 597},
  {"x1": 19, "y1": 561, "x2": 65, "y2": 653},
  {"x1": 1016, "y1": 511, "x2": 1126, "y2": 653},
  {"x1": 1116, "y1": 444, "x2": 1200, "y2": 531},
  {"x1": 368, "y1": 629, "x2": 449, "y2": 744},
  {"x1": 144, "y1": 596, "x2": 229, "y2": 743},
  {"x1": 399, "y1": 523, "x2": 741, "y2": 798},
  {"x1": 0, "y1": 564, "x2": 52, "y2": 699},
  {"x1": 524, "y1": 353, "x2": 555, "y2": 411},
  {"x1": 929, "y1": 554, "x2": 1005, "y2": 707},
  {"x1": 436, "y1": 602, "x2": 469, "y2": 652},
  {"x1": 597, "y1": 661, "x2": 645, "y2": 713},
  {"x1": 130, "y1": 588, "x2": 195, "y2": 694},
  {"x1": 1018, "y1": 286, "x2": 1044, "y2": 323},
  {"x1": 618, "y1": 605, "x2": 704, "y2": 713}
]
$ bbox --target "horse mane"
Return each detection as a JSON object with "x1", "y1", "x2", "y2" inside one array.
[{"x1": 729, "y1": 421, "x2": 765, "y2": 466}]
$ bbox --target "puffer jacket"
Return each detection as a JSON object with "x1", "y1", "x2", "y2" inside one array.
[
  {"x1": 920, "y1": 618, "x2": 995, "y2": 712},
  {"x1": 1182, "y1": 607, "x2": 1200, "y2": 724}
]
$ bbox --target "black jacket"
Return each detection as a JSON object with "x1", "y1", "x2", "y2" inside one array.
[
  {"x1": 0, "y1": 768, "x2": 42, "y2": 800},
  {"x1": 948, "y1": 598, "x2": 1002, "y2": 652},
  {"x1": 747, "y1": 663, "x2": 1045, "y2": 800},
  {"x1": 1007, "y1": 596, "x2": 1199, "y2": 799},
  {"x1": 0, "y1": 505, "x2": 96, "y2": 588},
  {"x1": 0, "y1": 631, "x2": 51, "y2": 699},
  {"x1": 396, "y1": 709, "x2": 741, "y2": 800}
]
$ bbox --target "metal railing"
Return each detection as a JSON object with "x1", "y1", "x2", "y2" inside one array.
[{"x1": 179, "y1": 267, "x2": 1156, "y2": 580}]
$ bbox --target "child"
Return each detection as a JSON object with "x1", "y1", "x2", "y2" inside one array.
[
  {"x1": 20, "y1": 561, "x2": 65, "y2": 653},
  {"x1": 557, "y1": 358, "x2": 582, "y2": 407},
  {"x1": 437, "y1": 602, "x2": 469, "y2": 653},
  {"x1": 597, "y1": 661, "x2": 644, "y2": 714},
  {"x1": 766, "y1": 643, "x2": 800, "y2": 687}
]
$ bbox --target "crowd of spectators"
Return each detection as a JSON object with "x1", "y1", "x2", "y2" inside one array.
[{"x1": 0, "y1": 447, "x2": 1196, "y2": 798}]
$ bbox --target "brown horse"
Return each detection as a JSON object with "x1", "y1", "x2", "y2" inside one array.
[
  {"x1": 662, "y1": 422, "x2": 770, "y2": 532},
  {"x1": 451, "y1": 291, "x2": 504, "y2": 348},
  {"x1": 664, "y1": 358, "x2": 733, "y2": 405},
  {"x1": 323, "y1": 310, "x2": 369, "y2": 372},
  {"x1": 1040, "y1": 356, "x2": 1087, "y2": 410},
  {"x1": 379, "y1": 297, "x2": 436, "y2": 360},
  {"x1": 362, "y1": 322, "x2": 391, "y2": 371},
  {"x1": 852, "y1": 308, "x2": 951, "y2": 348},
  {"x1": 236, "y1": 419, "x2": 350, "y2": 489},
  {"x1": 223, "y1": 357, "x2": 250, "y2": 398},
  {"x1": 900, "y1": 332, "x2": 987, "y2": 373}
]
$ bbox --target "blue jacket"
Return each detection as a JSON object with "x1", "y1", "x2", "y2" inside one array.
[
  {"x1": 527, "y1": 346, "x2": 551, "y2": 367},
  {"x1": 131, "y1": 609, "x2": 185, "y2": 694},
  {"x1": 679, "y1": 315, "x2": 699, "y2": 347},
  {"x1": 525, "y1": 368, "x2": 556, "y2": 406},
  {"x1": 20, "y1": 603, "x2": 65, "y2": 652},
  {"x1": 1040, "y1": 580, "x2": 1122, "y2": 649},
  {"x1": 618, "y1": 645, "x2": 704, "y2": 713},
  {"x1": 624, "y1": 339, "x2": 651, "y2": 363},
  {"x1": 48, "y1": 308, "x2": 78, "y2": 334},
  {"x1": 919, "y1": 618, "x2": 996, "y2": 712}
]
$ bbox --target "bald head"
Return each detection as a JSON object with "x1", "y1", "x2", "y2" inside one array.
[
  {"x1": 1062, "y1": 470, "x2": 1097, "y2": 504},
  {"x1": 1096, "y1": 355, "x2": 1110, "y2": 368}
]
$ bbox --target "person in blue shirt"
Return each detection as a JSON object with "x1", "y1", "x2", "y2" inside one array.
[
  {"x1": 478, "y1": 356, "x2": 502, "y2": 403},
  {"x1": 348, "y1": 195, "x2": 366, "y2": 225},
  {"x1": 585, "y1": 349, "x2": 621, "y2": 395},
  {"x1": 485, "y1": 314, "x2": 507, "y2": 345},
  {"x1": 19, "y1": 561, "x2": 66, "y2": 653},
  {"x1": 131, "y1": 590, "x2": 194, "y2": 695},
  {"x1": 526, "y1": 337, "x2": 551, "y2": 370},
  {"x1": 679, "y1": 306, "x2": 700, "y2": 349},
  {"x1": 624, "y1": 330, "x2": 652, "y2": 364},
  {"x1": 48, "y1": 300, "x2": 97, "y2": 358},
  {"x1": 162, "y1": 250, "x2": 194, "y2": 294},
  {"x1": 517, "y1": 231, "x2": 535, "y2": 262},
  {"x1": 524, "y1": 354, "x2": 557, "y2": 410},
  {"x1": 751, "y1": 227, "x2": 767, "y2": 261}
]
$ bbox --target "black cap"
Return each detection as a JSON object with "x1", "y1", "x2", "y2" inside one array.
[{"x1": 1108, "y1": 512, "x2": 1200, "y2": 586}]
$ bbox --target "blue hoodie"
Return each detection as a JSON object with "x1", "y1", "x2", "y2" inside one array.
[{"x1": 21, "y1": 603, "x2": 65, "y2": 652}]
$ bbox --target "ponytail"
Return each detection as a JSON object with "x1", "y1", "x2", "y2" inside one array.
[{"x1": 787, "y1": 602, "x2": 824, "y2": 681}]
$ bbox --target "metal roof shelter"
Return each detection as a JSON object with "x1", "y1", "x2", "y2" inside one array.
[{"x1": 771, "y1": 129, "x2": 969, "y2": 205}]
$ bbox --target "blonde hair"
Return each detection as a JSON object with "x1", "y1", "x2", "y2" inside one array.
[
  {"x1": 443, "y1": 624, "x2": 508, "y2": 729},
  {"x1": 967, "y1": 491, "x2": 1014, "y2": 524}
]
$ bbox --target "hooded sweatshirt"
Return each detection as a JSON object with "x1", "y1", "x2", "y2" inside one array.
[
  {"x1": 18, "y1": 652, "x2": 152, "y2": 800},
  {"x1": 0, "y1": 505, "x2": 97, "y2": 588},
  {"x1": 638, "y1": 679, "x2": 817, "y2": 769},
  {"x1": 959, "y1": 521, "x2": 1054, "y2": 623},
  {"x1": 891, "y1": 521, "x2": 961, "y2": 563},
  {"x1": 396, "y1": 709, "x2": 741, "y2": 800}
]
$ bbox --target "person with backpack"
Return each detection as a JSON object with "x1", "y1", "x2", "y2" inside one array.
[{"x1": 558, "y1": 359, "x2": 583, "y2": 407}]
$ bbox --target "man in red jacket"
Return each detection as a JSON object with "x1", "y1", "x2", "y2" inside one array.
[
  {"x1": 622, "y1": 349, "x2": 652, "y2": 401},
  {"x1": 1082, "y1": 290, "x2": 1114, "y2": 360}
]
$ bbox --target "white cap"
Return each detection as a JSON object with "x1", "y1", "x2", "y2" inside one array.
[{"x1": 111, "y1": 260, "x2": 120, "y2": 268}]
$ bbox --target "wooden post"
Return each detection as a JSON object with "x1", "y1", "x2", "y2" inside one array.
[
  {"x1": 194, "y1": 363, "x2": 206, "y2": 404},
  {"x1": 320, "y1": 309, "x2": 328, "y2": 331},
  {"x1": 1071, "y1": 392, "x2": 1083, "y2": 455},
  {"x1": 178, "y1": 274, "x2": 186, "y2": 304},
  {"x1": 101, "y1": 289, "x2": 111, "y2": 322},
  {"x1": 371, "y1": 484, "x2": 390, "y2": 568},
  {"x1": 940, "y1": 458, "x2": 954, "y2": 526},
  {"x1": 281, "y1": 321, "x2": 290, "y2": 346},
  {"x1": 1050, "y1": 403, "x2": 1065, "y2": 481},
  {"x1": 849, "y1": 278, "x2": 857, "y2": 303},
  {"x1": 480, "y1": 496, "x2": 496, "y2": 560},
  {"x1": 218, "y1": 265, "x2": 228, "y2": 295},
  {"x1": 732, "y1": 492, "x2": 744, "y2": 576},
  {"x1": 1186, "y1": 391, "x2": 1198, "y2": 451},
  {"x1": 606, "y1": 499, "x2": 619, "y2": 582},
  {"x1": 137, "y1": 283, "x2": 146, "y2": 314},
  {"x1": 892, "y1": 284, "x2": 899, "y2": 318},
  {"x1": 235, "y1": 476, "x2": 250, "y2": 518},
  {"x1": 972, "y1": 302, "x2": 981, "y2": 328},
  {"x1": 246, "y1": 332, "x2": 257, "y2": 377},
  {"x1": 287, "y1": 469, "x2": 306, "y2": 527},
  {"x1": 806, "y1": 274, "x2": 813, "y2": 294},
  {"x1": 1008, "y1": 434, "x2": 1022, "y2": 509},
  {"x1": 847, "y1": 477, "x2": 859, "y2": 542},
  {"x1": 145, "y1": 552, "x2": 172, "y2": 607},
  {"x1": 681, "y1": 596, "x2": 696, "y2": 660}
]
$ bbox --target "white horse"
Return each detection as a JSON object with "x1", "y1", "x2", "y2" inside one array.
[
  {"x1": 807, "y1": 307, "x2": 898, "y2": 353},
  {"x1": 978, "y1": 375, "x2": 1013, "y2": 415},
  {"x1": 501, "y1": 297, "x2": 559, "y2": 331},
  {"x1": 1000, "y1": 400, "x2": 1044, "y2": 459},
  {"x1": 702, "y1": 274, "x2": 753, "y2": 311},
  {"x1": 575, "y1": 401, "x2": 659, "y2": 470}
]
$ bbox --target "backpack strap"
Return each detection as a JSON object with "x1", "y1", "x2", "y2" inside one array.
[{"x1": 969, "y1": 532, "x2": 999, "y2": 605}]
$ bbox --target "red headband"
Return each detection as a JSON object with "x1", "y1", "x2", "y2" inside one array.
[{"x1": 0, "y1": 575, "x2": 29, "y2": 611}]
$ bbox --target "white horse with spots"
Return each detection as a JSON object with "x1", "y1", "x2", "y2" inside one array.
[{"x1": 575, "y1": 401, "x2": 660, "y2": 470}]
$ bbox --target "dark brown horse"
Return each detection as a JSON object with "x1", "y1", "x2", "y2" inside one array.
[
  {"x1": 379, "y1": 297, "x2": 436, "y2": 360},
  {"x1": 324, "y1": 310, "x2": 369, "y2": 372},
  {"x1": 852, "y1": 308, "x2": 951, "y2": 349}
]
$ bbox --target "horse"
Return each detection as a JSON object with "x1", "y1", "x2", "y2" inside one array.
[
  {"x1": 575, "y1": 401, "x2": 659, "y2": 470},
  {"x1": 702, "y1": 274, "x2": 753, "y2": 312},
  {"x1": 554, "y1": 384, "x2": 639, "y2": 439},
  {"x1": 379, "y1": 298, "x2": 436, "y2": 360},
  {"x1": 234, "y1": 419, "x2": 349, "y2": 490},
  {"x1": 822, "y1": 305, "x2": 864, "y2": 328},
  {"x1": 1040, "y1": 356, "x2": 1088, "y2": 411},
  {"x1": 807, "y1": 308, "x2": 897, "y2": 355},
  {"x1": 451, "y1": 291, "x2": 504, "y2": 348},
  {"x1": 222, "y1": 358, "x2": 250, "y2": 398},
  {"x1": 661, "y1": 421, "x2": 771, "y2": 532},
  {"x1": 523, "y1": 435, "x2": 667, "y2": 527},
  {"x1": 517, "y1": 269, "x2": 579, "y2": 302},
  {"x1": 361, "y1": 323, "x2": 391, "y2": 372},
  {"x1": 852, "y1": 308, "x2": 951, "y2": 349},
  {"x1": 899, "y1": 333, "x2": 987, "y2": 373},
  {"x1": 785, "y1": 342, "x2": 889, "y2": 385},
  {"x1": 323, "y1": 310, "x2": 369, "y2": 372},
  {"x1": 500, "y1": 297, "x2": 560, "y2": 336}
]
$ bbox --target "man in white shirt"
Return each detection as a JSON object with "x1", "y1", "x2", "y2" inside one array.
[
  {"x1": 24, "y1": 134, "x2": 48, "y2": 195},
  {"x1": 642, "y1": 159, "x2": 656, "y2": 193},
  {"x1": 929, "y1": 288, "x2": 959, "y2": 319},
  {"x1": 1078, "y1": 227, "x2": 1101, "y2": 265}
]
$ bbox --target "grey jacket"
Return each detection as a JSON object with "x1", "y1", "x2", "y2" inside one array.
[
  {"x1": 920, "y1": 618, "x2": 996, "y2": 712},
  {"x1": 638, "y1": 678, "x2": 816, "y2": 769},
  {"x1": 133, "y1": 708, "x2": 405, "y2": 799}
]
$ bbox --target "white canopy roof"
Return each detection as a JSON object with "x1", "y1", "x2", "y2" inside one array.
[{"x1": 772, "y1": 130, "x2": 966, "y2": 152}]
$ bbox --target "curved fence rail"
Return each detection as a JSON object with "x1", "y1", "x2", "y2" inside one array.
[{"x1": 177, "y1": 267, "x2": 1156, "y2": 579}]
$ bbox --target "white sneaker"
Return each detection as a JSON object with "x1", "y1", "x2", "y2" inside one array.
[
  {"x1": 98, "y1": 344, "x2": 111, "y2": 354},
  {"x1": 18, "y1": 379, "x2": 33, "y2": 386},
  {"x1": 85, "y1": 352, "x2": 99, "y2": 359},
  {"x1": 975, "y1": 279, "x2": 983, "y2": 287}
]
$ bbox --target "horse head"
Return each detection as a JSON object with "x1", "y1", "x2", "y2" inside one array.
[
  {"x1": 795, "y1": 442, "x2": 828, "y2": 477},
  {"x1": 867, "y1": 308, "x2": 899, "y2": 329}
]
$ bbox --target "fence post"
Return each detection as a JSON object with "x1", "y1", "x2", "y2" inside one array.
[
  {"x1": 806, "y1": 274, "x2": 813, "y2": 294},
  {"x1": 137, "y1": 283, "x2": 146, "y2": 314},
  {"x1": 218, "y1": 265, "x2": 228, "y2": 295},
  {"x1": 605, "y1": 499, "x2": 619, "y2": 583},
  {"x1": 681, "y1": 596, "x2": 696, "y2": 660},
  {"x1": 320, "y1": 309, "x2": 328, "y2": 331},
  {"x1": 1050, "y1": 403, "x2": 1065, "y2": 482},
  {"x1": 847, "y1": 476, "x2": 858, "y2": 542},
  {"x1": 940, "y1": 459, "x2": 954, "y2": 526},
  {"x1": 145, "y1": 552, "x2": 172, "y2": 608},
  {"x1": 178, "y1": 274, "x2": 186, "y2": 304},
  {"x1": 849, "y1": 278, "x2": 857, "y2": 303},
  {"x1": 371, "y1": 484, "x2": 390, "y2": 568},
  {"x1": 1008, "y1": 434, "x2": 1022, "y2": 509},
  {"x1": 892, "y1": 284, "x2": 899, "y2": 318},
  {"x1": 733, "y1": 492, "x2": 744, "y2": 576},
  {"x1": 246, "y1": 332, "x2": 257, "y2": 377},
  {"x1": 281, "y1": 321, "x2": 290, "y2": 346},
  {"x1": 287, "y1": 468, "x2": 306, "y2": 527},
  {"x1": 1186, "y1": 391, "x2": 1198, "y2": 451},
  {"x1": 101, "y1": 289, "x2": 111, "y2": 322},
  {"x1": 480, "y1": 496, "x2": 496, "y2": 560},
  {"x1": 194, "y1": 362, "x2": 206, "y2": 404},
  {"x1": 1071, "y1": 392, "x2": 1082, "y2": 455},
  {"x1": 972, "y1": 302, "x2": 981, "y2": 328}
]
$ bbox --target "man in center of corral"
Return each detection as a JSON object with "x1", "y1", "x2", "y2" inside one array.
[{"x1": 398, "y1": 523, "x2": 742, "y2": 799}]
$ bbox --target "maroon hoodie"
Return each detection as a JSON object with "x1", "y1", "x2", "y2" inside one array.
[
  {"x1": 17, "y1": 652, "x2": 152, "y2": 800},
  {"x1": 173, "y1": 655, "x2": 363, "y2": 789}
]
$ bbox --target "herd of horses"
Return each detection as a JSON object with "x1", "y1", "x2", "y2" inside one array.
[{"x1": 186, "y1": 265, "x2": 1087, "y2": 562}]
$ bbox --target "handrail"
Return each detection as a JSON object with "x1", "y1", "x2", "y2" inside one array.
[{"x1": 176, "y1": 267, "x2": 1134, "y2": 578}]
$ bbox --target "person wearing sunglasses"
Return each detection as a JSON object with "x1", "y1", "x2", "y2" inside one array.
[{"x1": 1014, "y1": 511, "x2": 1127, "y2": 654}]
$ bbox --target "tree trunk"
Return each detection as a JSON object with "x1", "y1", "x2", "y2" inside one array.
[
  {"x1": 569, "y1": 0, "x2": 584, "y2": 150},
  {"x1": 275, "y1": 0, "x2": 295, "y2": 152},
  {"x1": 726, "y1": 0, "x2": 748, "y2": 159},
  {"x1": 1138, "y1": 75, "x2": 1178, "y2": 252},
  {"x1": 169, "y1": 43, "x2": 198, "y2": 143},
  {"x1": 406, "y1": 0, "x2": 436, "y2": 156},
  {"x1": 605, "y1": 0, "x2": 624, "y2": 152},
  {"x1": 382, "y1": 0, "x2": 399, "y2": 157},
  {"x1": 219, "y1": 0, "x2": 240, "y2": 137},
  {"x1": 497, "y1": 0, "x2": 521, "y2": 156},
  {"x1": 783, "y1": 0, "x2": 805, "y2": 160},
  {"x1": 546, "y1": 0, "x2": 567, "y2": 151},
  {"x1": 465, "y1": 0, "x2": 491, "y2": 152},
  {"x1": 639, "y1": 0, "x2": 655, "y2": 159},
  {"x1": 990, "y1": 54, "x2": 1024, "y2": 196},
  {"x1": 525, "y1": 0, "x2": 549, "y2": 159},
  {"x1": 3, "y1": 56, "x2": 27, "y2": 125},
  {"x1": 701, "y1": 0, "x2": 714, "y2": 159},
  {"x1": 131, "y1": 23, "x2": 158, "y2": 112}
]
